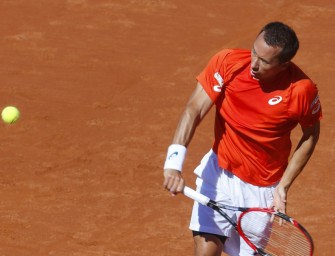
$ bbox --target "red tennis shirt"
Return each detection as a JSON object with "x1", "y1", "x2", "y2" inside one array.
[{"x1": 197, "y1": 49, "x2": 322, "y2": 186}]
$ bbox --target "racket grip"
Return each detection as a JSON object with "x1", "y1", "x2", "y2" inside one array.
[{"x1": 183, "y1": 186, "x2": 210, "y2": 205}]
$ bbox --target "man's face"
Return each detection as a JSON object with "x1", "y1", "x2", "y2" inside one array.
[{"x1": 250, "y1": 31, "x2": 287, "y2": 81}]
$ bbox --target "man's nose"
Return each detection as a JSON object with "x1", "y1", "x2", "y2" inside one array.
[{"x1": 251, "y1": 58, "x2": 259, "y2": 71}]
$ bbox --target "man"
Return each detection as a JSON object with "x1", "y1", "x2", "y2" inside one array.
[{"x1": 163, "y1": 22, "x2": 321, "y2": 255}]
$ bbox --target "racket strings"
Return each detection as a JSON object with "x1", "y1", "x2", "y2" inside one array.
[{"x1": 240, "y1": 211, "x2": 312, "y2": 256}]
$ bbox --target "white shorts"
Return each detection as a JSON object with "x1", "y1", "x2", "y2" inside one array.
[{"x1": 189, "y1": 149, "x2": 277, "y2": 256}]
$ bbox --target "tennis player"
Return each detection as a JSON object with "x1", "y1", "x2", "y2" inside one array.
[{"x1": 163, "y1": 21, "x2": 322, "y2": 255}]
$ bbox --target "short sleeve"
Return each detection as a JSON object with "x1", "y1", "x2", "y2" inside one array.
[
  {"x1": 196, "y1": 49, "x2": 232, "y2": 102},
  {"x1": 288, "y1": 79, "x2": 322, "y2": 128}
]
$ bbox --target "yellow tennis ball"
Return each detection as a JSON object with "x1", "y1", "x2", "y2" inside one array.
[{"x1": 1, "y1": 106, "x2": 20, "y2": 124}]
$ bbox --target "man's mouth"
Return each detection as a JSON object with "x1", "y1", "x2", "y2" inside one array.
[{"x1": 250, "y1": 70, "x2": 259, "y2": 80}]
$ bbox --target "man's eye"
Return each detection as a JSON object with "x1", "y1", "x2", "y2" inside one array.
[{"x1": 261, "y1": 59, "x2": 270, "y2": 65}]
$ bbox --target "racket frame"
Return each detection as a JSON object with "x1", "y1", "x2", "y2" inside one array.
[{"x1": 183, "y1": 186, "x2": 314, "y2": 256}]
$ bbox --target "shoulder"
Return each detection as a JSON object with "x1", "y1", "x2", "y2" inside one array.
[
  {"x1": 287, "y1": 65, "x2": 321, "y2": 119},
  {"x1": 288, "y1": 63, "x2": 317, "y2": 96},
  {"x1": 210, "y1": 49, "x2": 250, "y2": 79},
  {"x1": 213, "y1": 49, "x2": 250, "y2": 63}
]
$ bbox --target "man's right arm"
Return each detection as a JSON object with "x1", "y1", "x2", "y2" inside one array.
[{"x1": 163, "y1": 82, "x2": 214, "y2": 195}]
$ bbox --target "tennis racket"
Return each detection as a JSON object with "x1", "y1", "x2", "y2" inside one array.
[{"x1": 183, "y1": 186, "x2": 314, "y2": 256}]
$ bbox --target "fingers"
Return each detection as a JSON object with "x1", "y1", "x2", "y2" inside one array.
[
  {"x1": 273, "y1": 185, "x2": 287, "y2": 214},
  {"x1": 273, "y1": 198, "x2": 286, "y2": 213},
  {"x1": 271, "y1": 186, "x2": 288, "y2": 226},
  {"x1": 163, "y1": 169, "x2": 185, "y2": 195}
]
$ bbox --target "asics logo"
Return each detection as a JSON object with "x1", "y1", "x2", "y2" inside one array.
[
  {"x1": 213, "y1": 72, "x2": 224, "y2": 92},
  {"x1": 311, "y1": 103, "x2": 321, "y2": 114},
  {"x1": 268, "y1": 96, "x2": 282, "y2": 105},
  {"x1": 168, "y1": 152, "x2": 178, "y2": 160},
  {"x1": 213, "y1": 85, "x2": 222, "y2": 92},
  {"x1": 310, "y1": 95, "x2": 321, "y2": 115}
]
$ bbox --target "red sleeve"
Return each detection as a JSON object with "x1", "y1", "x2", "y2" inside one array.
[
  {"x1": 196, "y1": 49, "x2": 232, "y2": 102},
  {"x1": 288, "y1": 79, "x2": 322, "y2": 128}
]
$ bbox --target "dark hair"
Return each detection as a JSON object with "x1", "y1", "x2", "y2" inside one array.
[{"x1": 259, "y1": 22, "x2": 299, "y2": 63}]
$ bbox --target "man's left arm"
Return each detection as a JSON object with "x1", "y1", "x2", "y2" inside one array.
[{"x1": 273, "y1": 121, "x2": 320, "y2": 213}]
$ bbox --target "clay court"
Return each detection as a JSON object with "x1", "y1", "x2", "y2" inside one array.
[{"x1": 0, "y1": 0, "x2": 334, "y2": 255}]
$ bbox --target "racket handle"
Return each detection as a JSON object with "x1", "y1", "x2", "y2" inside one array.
[{"x1": 183, "y1": 186, "x2": 210, "y2": 205}]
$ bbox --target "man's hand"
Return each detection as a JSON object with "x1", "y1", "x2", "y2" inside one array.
[
  {"x1": 163, "y1": 169, "x2": 185, "y2": 196},
  {"x1": 273, "y1": 185, "x2": 287, "y2": 214}
]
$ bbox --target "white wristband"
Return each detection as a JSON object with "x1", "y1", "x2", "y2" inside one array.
[{"x1": 164, "y1": 144, "x2": 187, "y2": 172}]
